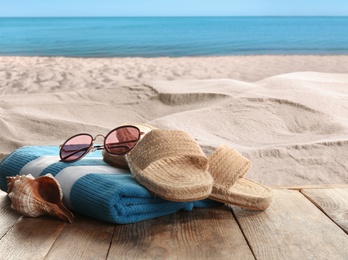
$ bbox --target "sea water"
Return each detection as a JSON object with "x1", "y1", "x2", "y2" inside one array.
[{"x1": 0, "y1": 16, "x2": 347, "y2": 57}]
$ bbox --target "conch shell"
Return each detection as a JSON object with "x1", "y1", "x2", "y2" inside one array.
[{"x1": 6, "y1": 174, "x2": 74, "y2": 223}]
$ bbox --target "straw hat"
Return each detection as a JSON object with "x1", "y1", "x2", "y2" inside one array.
[
  {"x1": 126, "y1": 129, "x2": 214, "y2": 202},
  {"x1": 208, "y1": 145, "x2": 273, "y2": 210}
]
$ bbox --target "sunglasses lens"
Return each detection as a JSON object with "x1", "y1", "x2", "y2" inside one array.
[
  {"x1": 60, "y1": 134, "x2": 93, "y2": 162},
  {"x1": 105, "y1": 126, "x2": 140, "y2": 155}
]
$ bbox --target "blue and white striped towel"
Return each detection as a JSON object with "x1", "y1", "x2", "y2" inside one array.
[{"x1": 0, "y1": 146, "x2": 221, "y2": 224}]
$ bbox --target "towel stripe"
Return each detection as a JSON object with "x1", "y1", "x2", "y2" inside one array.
[
  {"x1": 55, "y1": 165, "x2": 129, "y2": 208},
  {"x1": 0, "y1": 145, "x2": 222, "y2": 224},
  {"x1": 19, "y1": 156, "x2": 61, "y2": 177},
  {"x1": 19, "y1": 154, "x2": 130, "y2": 208}
]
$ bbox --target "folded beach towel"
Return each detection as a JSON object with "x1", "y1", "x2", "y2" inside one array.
[{"x1": 0, "y1": 146, "x2": 221, "y2": 224}]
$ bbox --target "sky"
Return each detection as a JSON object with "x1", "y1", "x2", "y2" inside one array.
[{"x1": 1, "y1": 0, "x2": 347, "y2": 17}]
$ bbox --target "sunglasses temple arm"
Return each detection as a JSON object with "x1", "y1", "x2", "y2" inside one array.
[{"x1": 106, "y1": 139, "x2": 138, "y2": 148}]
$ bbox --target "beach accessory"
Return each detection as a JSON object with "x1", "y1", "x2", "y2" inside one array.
[
  {"x1": 126, "y1": 129, "x2": 214, "y2": 202},
  {"x1": 208, "y1": 145, "x2": 273, "y2": 210},
  {"x1": 103, "y1": 123, "x2": 156, "y2": 169},
  {"x1": 6, "y1": 174, "x2": 74, "y2": 223},
  {"x1": 60, "y1": 125, "x2": 141, "y2": 162},
  {"x1": 0, "y1": 146, "x2": 221, "y2": 224}
]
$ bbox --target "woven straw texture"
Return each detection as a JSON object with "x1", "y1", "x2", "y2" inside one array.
[
  {"x1": 209, "y1": 145, "x2": 252, "y2": 187},
  {"x1": 208, "y1": 145, "x2": 273, "y2": 210},
  {"x1": 0, "y1": 146, "x2": 221, "y2": 224},
  {"x1": 126, "y1": 129, "x2": 213, "y2": 202}
]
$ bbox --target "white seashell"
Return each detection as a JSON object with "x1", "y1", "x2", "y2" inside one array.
[{"x1": 6, "y1": 174, "x2": 74, "y2": 223}]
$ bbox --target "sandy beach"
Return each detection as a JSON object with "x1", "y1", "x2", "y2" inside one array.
[{"x1": 1, "y1": 55, "x2": 348, "y2": 187}]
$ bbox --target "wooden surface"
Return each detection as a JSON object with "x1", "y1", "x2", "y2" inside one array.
[
  {"x1": 301, "y1": 188, "x2": 348, "y2": 234},
  {"x1": 0, "y1": 188, "x2": 347, "y2": 260},
  {"x1": 109, "y1": 207, "x2": 254, "y2": 260},
  {"x1": 232, "y1": 189, "x2": 348, "y2": 260}
]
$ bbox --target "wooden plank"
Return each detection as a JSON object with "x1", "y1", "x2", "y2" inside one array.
[
  {"x1": 232, "y1": 189, "x2": 348, "y2": 260},
  {"x1": 272, "y1": 184, "x2": 348, "y2": 190},
  {"x1": 0, "y1": 216, "x2": 65, "y2": 260},
  {"x1": 45, "y1": 214, "x2": 115, "y2": 260},
  {"x1": 108, "y1": 206, "x2": 255, "y2": 260},
  {"x1": 301, "y1": 188, "x2": 348, "y2": 234},
  {"x1": 0, "y1": 190, "x2": 22, "y2": 239}
]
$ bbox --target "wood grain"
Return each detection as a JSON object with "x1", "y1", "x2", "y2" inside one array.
[
  {"x1": 273, "y1": 184, "x2": 348, "y2": 190},
  {"x1": 301, "y1": 188, "x2": 348, "y2": 234},
  {"x1": 109, "y1": 206, "x2": 255, "y2": 260},
  {"x1": 0, "y1": 190, "x2": 22, "y2": 239},
  {"x1": 232, "y1": 189, "x2": 348, "y2": 260},
  {"x1": 45, "y1": 214, "x2": 115, "y2": 260},
  {"x1": 1, "y1": 189, "x2": 347, "y2": 259},
  {"x1": 0, "y1": 216, "x2": 65, "y2": 260}
]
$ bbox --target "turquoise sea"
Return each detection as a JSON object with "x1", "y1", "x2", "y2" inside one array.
[{"x1": 0, "y1": 17, "x2": 348, "y2": 57}]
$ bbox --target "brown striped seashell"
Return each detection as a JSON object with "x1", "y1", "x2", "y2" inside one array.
[{"x1": 6, "y1": 174, "x2": 74, "y2": 223}]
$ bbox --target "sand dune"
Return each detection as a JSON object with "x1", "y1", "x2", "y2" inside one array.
[{"x1": 0, "y1": 56, "x2": 348, "y2": 187}]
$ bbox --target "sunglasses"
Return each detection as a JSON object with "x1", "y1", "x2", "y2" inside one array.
[{"x1": 59, "y1": 125, "x2": 142, "y2": 162}]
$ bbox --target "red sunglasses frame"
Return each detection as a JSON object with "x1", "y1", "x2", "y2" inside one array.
[{"x1": 59, "y1": 125, "x2": 142, "y2": 162}]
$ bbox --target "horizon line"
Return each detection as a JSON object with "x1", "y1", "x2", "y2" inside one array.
[{"x1": 1, "y1": 15, "x2": 348, "y2": 18}]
